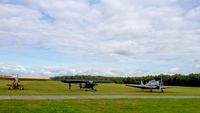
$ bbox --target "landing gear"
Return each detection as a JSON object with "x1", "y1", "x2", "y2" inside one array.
[
  {"x1": 22, "y1": 87, "x2": 24, "y2": 90},
  {"x1": 8, "y1": 87, "x2": 11, "y2": 90},
  {"x1": 150, "y1": 89, "x2": 152, "y2": 92},
  {"x1": 161, "y1": 89, "x2": 164, "y2": 93},
  {"x1": 92, "y1": 87, "x2": 97, "y2": 91}
]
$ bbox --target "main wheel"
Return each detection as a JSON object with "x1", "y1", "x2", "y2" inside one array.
[
  {"x1": 8, "y1": 87, "x2": 11, "y2": 90},
  {"x1": 22, "y1": 88, "x2": 24, "y2": 90}
]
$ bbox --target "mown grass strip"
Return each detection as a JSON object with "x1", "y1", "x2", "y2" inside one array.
[{"x1": 0, "y1": 99, "x2": 199, "y2": 113}]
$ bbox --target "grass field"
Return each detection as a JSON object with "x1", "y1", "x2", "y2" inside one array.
[
  {"x1": 0, "y1": 80, "x2": 200, "y2": 95},
  {"x1": 0, "y1": 80, "x2": 200, "y2": 113},
  {"x1": 0, "y1": 99, "x2": 199, "y2": 113}
]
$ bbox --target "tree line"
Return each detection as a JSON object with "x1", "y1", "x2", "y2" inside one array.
[{"x1": 50, "y1": 73, "x2": 200, "y2": 87}]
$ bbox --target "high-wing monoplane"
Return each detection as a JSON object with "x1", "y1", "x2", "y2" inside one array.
[
  {"x1": 0, "y1": 76, "x2": 49, "y2": 90},
  {"x1": 126, "y1": 79, "x2": 176, "y2": 93},
  {"x1": 61, "y1": 80, "x2": 111, "y2": 91}
]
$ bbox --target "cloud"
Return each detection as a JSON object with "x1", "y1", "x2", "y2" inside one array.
[
  {"x1": 0, "y1": 63, "x2": 27, "y2": 75},
  {"x1": 0, "y1": 0, "x2": 200, "y2": 76},
  {"x1": 195, "y1": 65, "x2": 200, "y2": 69},
  {"x1": 0, "y1": 63, "x2": 145, "y2": 77}
]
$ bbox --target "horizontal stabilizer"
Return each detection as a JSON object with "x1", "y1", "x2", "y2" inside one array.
[{"x1": 126, "y1": 84, "x2": 151, "y2": 89}]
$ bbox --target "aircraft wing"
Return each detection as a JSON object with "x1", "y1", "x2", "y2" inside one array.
[
  {"x1": 0, "y1": 77, "x2": 15, "y2": 80},
  {"x1": 18, "y1": 78, "x2": 49, "y2": 81},
  {"x1": 126, "y1": 84, "x2": 152, "y2": 89},
  {"x1": 61, "y1": 80, "x2": 112, "y2": 83},
  {"x1": 126, "y1": 84, "x2": 177, "y2": 89},
  {"x1": 160, "y1": 86, "x2": 177, "y2": 89},
  {"x1": 61, "y1": 80, "x2": 88, "y2": 83},
  {"x1": 93, "y1": 80, "x2": 112, "y2": 83}
]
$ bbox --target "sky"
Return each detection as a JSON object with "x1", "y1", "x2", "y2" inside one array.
[{"x1": 0, "y1": 0, "x2": 200, "y2": 78}]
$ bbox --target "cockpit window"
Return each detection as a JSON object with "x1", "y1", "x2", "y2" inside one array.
[{"x1": 148, "y1": 80, "x2": 156, "y2": 84}]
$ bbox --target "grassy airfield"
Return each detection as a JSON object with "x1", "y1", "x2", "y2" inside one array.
[
  {"x1": 0, "y1": 99, "x2": 200, "y2": 113},
  {"x1": 0, "y1": 80, "x2": 200, "y2": 95},
  {"x1": 0, "y1": 80, "x2": 200, "y2": 113}
]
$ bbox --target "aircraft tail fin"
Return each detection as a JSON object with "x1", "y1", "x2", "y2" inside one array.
[{"x1": 140, "y1": 81, "x2": 144, "y2": 85}]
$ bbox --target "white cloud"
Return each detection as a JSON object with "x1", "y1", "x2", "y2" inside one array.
[
  {"x1": 0, "y1": 63, "x2": 27, "y2": 75},
  {"x1": 170, "y1": 67, "x2": 179, "y2": 71},
  {"x1": 0, "y1": 63, "x2": 142, "y2": 77},
  {"x1": 196, "y1": 65, "x2": 200, "y2": 69},
  {"x1": 0, "y1": 0, "x2": 200, "y2": 76}
]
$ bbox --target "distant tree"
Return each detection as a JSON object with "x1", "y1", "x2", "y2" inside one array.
[{"x1": 50, "y1": 73, "x2": 200, "y2": 87}]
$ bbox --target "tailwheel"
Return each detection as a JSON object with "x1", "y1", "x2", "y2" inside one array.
[
  {"x1": 150, "y1": 89, "x2": 152, "y2": 92},
  {"x1": 8, "y1": 87, "x2": 11, "y2": 90},
  {"x1": 94, "y1": 89, "x2": 97, "y2": 91},
  {"x1": 22, "y1": 87, "x2": 24, "y2": 90},
  {"x1": 161, "y1": 89, "x2": 164, "y2": 93}
]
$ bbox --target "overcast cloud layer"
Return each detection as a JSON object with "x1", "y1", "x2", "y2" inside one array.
[{"x1": 0, "y1": 0, "x2": 200, "y2": 77}]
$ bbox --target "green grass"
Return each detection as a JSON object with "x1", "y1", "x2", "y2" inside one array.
[
  {"x1": 0, "y1": 99, "x2": 199, "y2": 113},
  {"x1": 0, "y1": 80, "x2": 200, "y2": 113},
  {"x1": 0, "y1": 80, "x2": 200, "y2": 95}
]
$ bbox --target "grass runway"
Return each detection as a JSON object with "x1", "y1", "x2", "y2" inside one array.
[
  {"x1": 0, "y1": 80, "x2": 200, "y2": 95},
  {"x1": 0, "y1": 99, "x2": 200, "y2": 113},
  {"x1": 0, "y1": 80, "x2": 200, "y2": 113}
]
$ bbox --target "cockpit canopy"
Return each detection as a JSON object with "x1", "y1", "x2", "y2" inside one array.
[{"x1": 146, "y1": 80, "x2": 160, "y2": 87}]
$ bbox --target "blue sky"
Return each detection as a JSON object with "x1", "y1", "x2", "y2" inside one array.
[{"x1": 0, "y1": 0, "x2": 200, "y2": 78}]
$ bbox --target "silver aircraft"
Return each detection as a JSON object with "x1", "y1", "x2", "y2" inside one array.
[{"x1": 126, "y1": 79, "x2": 176, "y2": 93}]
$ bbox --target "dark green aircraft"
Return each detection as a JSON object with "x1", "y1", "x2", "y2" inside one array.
[{"x1": 61, "y1": 80, "x2": 111, "y2": 91}]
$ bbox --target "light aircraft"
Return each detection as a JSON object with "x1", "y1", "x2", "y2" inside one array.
[
  {"x1": 126, "y1": 79, "x2": 176, "y2": 93},
  {"x1": 0, "y1": 75, "x2": 49, "y2": 90},
  {"x1": 61, "y1": 80, "x2": 111, "y2": 91}
]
